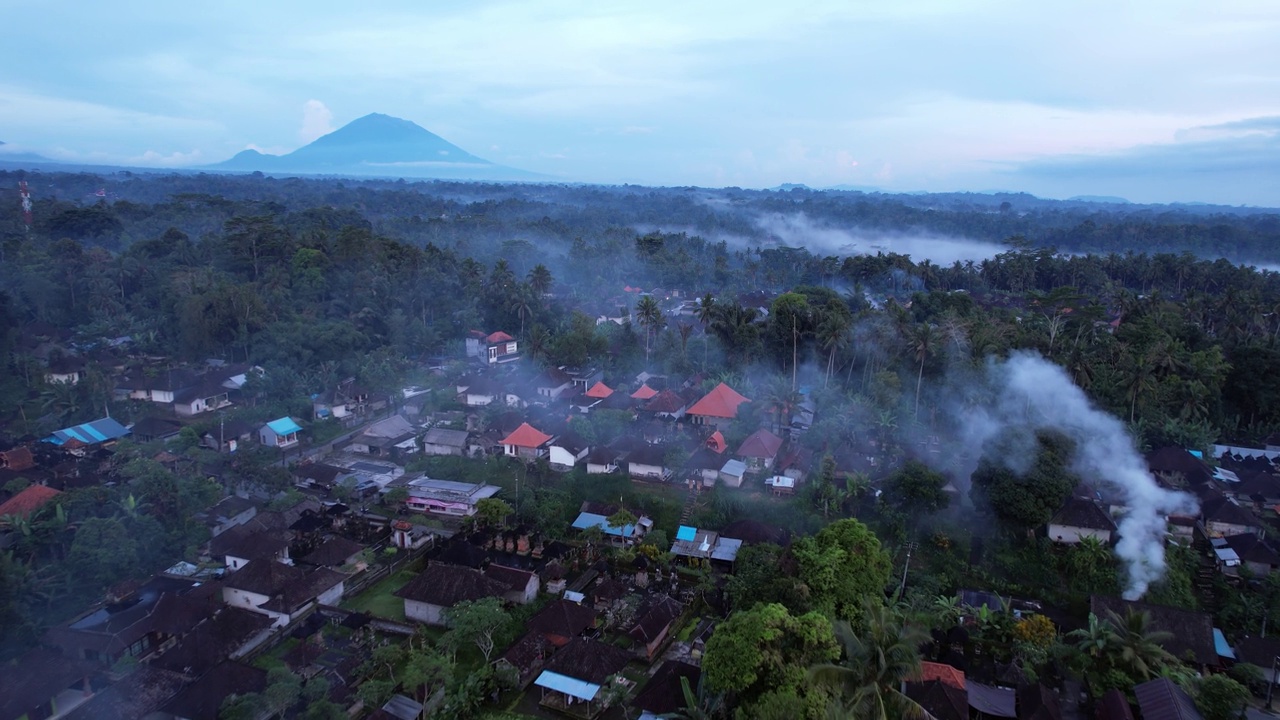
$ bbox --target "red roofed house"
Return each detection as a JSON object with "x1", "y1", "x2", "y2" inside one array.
[
  {"x1": 466, "y1": 330, "x2": 520, "y2": 365},
  {"x1": 584, "y1": 382, "x2": 613, "y2": 399},
  {"x1": 706, "y1": 431, "x2": 727, "y2": 454},
  {"x1": 687, "y1": 383, "x2": 750, "y2": 429},
  {"x1": 503, "y1": 423, "x2": 554, "y2": 461},
  {"x1": 737, "y1": 429, "x2": 784, "y2": 471},
  {"x1": 0, "y1": 485, "x2": 62, "y2": 521},
  {"x1": 630, "y1": 383, "x2": 659, "y2": 401},
  {"x1": 914, "y1": 661, "x2": 966, "y2": 690},
  {"x1": 643, "y1": 389, "x2": 688, "y2": 420}
]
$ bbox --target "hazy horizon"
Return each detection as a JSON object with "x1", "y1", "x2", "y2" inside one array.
[{"x1": 1, "y1": 1, "x2": 1277, "y2": 206}]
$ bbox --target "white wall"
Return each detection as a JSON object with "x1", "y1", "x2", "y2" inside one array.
[
  {"x1": 405, "y1": 599, "x2": 446, "y2": 625},
  {"x1": 1048, "y1": 524, "x2": 1111, "y2": 545}
]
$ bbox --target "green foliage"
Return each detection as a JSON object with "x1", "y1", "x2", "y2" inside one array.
[
  {"x1": 970, "y1": 430, "x2": 1077, "y2": 533},
  {"x1": 1194, "y1": 673, "x2": 1251, "y2": 720},
  {"x1": 880, "y1": 460, "x2": 950, "y2": 516},
  {"x1": 441, "y1": 597, "x2": 513, "y2": 662},
  {"x1": 791, "y1": 518, "x2": 892, "y2": 621},
  {"x1": 473, "y1": 498, "x2": 512, "y2": 529}
]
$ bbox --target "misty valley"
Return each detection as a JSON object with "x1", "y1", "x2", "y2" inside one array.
[{"x1": 2, "y1": 169, "x2": 1280, "y2": 720}]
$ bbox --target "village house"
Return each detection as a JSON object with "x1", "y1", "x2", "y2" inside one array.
[
  {"x1": 421, "y1": 427, "x2": 471, "y2": 457},
  {"x1": 349, "y1": 414, "x2": 418, "y2": 457},
  {"x1": 1145, "y1": 446, "x2": 1213, "y2": 488},
  {"x1": 210, "y1": 525, "x2": 292, "y2": 570},
  {"x1": 571, "y1": 505, "x2": 653, "y2": 546},
  {"x1": 457, "y1": 376, "x2": 522, "y2": 408},
  {"x1": 631, "y1": 660, "x2": 702, "y2": 720},
  {"x1": 399, "y1": 477, "x2": 501, "y2": 517},
  {"x1": 0, "y1": 484, "x2": 62, "y2": 523},
  {"x1": 502, "y1": 422, "x2": 554, "y2": 461},
  {"x1": 258, "y1": 417, "x2": 302, "y2": 449},
  {"x1": 1219, "y1": 533, "x2": 1280, "y2": 576},
  {"x1": 484, "y1": 564, "x2": 541, "y2": 604},
  {"x1": 394, "y1": 562, "x2": 509, "y2": 625},
  {"x1": 736, "y1": 428, "x2": 783, "y2": 471},
  {"x1": 0, "y1": 647, "x2": 99, "y2": 720},
  {"x1": 642, "y1": 389, "x2": 689, "y2": 420},
  {"x1": 44, "y1": 353, "x2": 85, "y2": 385},
  {"x1": 533, "y1": 637, "x2": 632, "y2": 719},
  {"x1": 686, "y1": 382, "x2": 750, "y2": 429},
  {"x1": 221, "y1": 560, "x2": 346, "y2": 627},
  {"x1": 466, "y1": 330, "x2": 520, "y2": 364},
  {"x1": 533, "y1": 366, "x2": 575, "y2": 401},
  {"x1": 630, "y1": 383, "x2": 659, "y2": 402},
  {"x1": 1091, "y1": 596, "x2": 1219, "y2": 669},
  {"x1": 718, "y1": 458, "x2": 748, "y2": 488},
  {"x1": 497, "y1": 631, "x2": 557, "y2": 690},
  {"x1": 1047, "y1": 497, "x2": 1117, "y2": 544},
  {"x1": 42, "y1": 417, "x2": 130, "y2": 455},
  {"x1": 129, "y1": 416, "x2": 184, "y2": 443},
  {"x1": 526, "y1": 599, "x2": 599, "y2": 647},
  {"x1": 549, "y1": 432, "x2": 590, "y2": 472},
  {"x1": 626, "y1": 444, "x2": 670, "y2": 481},
  {"x1": 298, "y1": 536, "x2": 367, "y2": 570},
  {"x1": 196, "y1": 495, "x2": 258, "y2": 538},
  {"x1": 202, "y1": 418, "x2": 256, "y2": 453},
  {"x1": 628, "y1": 594, "x2": 683, "y2": 661},
  {"x1": 1201, "y1": 495, "x2": 1266, "y2": 537},
  {"x1": 584, "y1": 446, "x2": 622, "y2": 475}
]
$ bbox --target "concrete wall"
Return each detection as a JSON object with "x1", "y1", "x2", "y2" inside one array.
[{"x1": 405, "y1": 599, "x2": 446, "y2": 626}]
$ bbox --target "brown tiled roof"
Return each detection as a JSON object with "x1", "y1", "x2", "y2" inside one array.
[
  {"x1": 1133, "y1": 677, "x2": 1201, "y2": 720},
  {"x1": 629, "y1": 595, "x2": 682, "y2": 643},
  {"x1": 0, "y1": 484, "x2": 61, "y2": 519},
  {"x1": 299, "y1": 536, "x2": 366, "y2": 568},
  {"x1": 736, "y1": 428, "x2": 783, "y2": 459},
  {"x1": 0, "y1": 446, "x2": 35, "y2": 471},
  {"x1": 499, "y1": 630, "x2": 555, "y2": 672},
  {"x1": 485, "y1": 564, "x2": 537, "y2": 594},
  {"x1": 152, "y1": 607, "x2": 273, "y2": 676},
  {"x1": 526, "y1": 599, "x2": 598, "y2": 639},
  {"x1": 394, "y1": 563, "x2": 508, "y2": 606},
  {"x1": 914, "y1": 661, "x2": 966, "y2": 689},
  {"x1": 643, "y1": 389, "x2": 687, "y2": 414},
  {"x1": 224, "y1": 561, "x2": 344, "y2": 614},
  {"x1": 1201, "y1": 496, "x2": 1263, "y2": 529},
  {"x1": 62, "y1": 665, "x2": 188, "y2": 720},
  {"x1": 1049, "y1": 497, "x2": 1117, "y2": 531},
  {"x1": 1090, "y1": 596, "x2": 1216, "y2": 666},
  {"x1": 0, "y1": 648, "x2": 97, "y2": 720},
  {"x1": 631, "y1": 660, "x2": 701, "y2": 715},
  {"x1": 161, "y1": 661, "x2": 267, "y2": 720},
  {"x1": 210, "y1": 525, "x2": 290, "y2": 561},
  {"x1": 904, "y1": 680, "x2": 969, "y2": 720},
  {"x1": 542, "y1": 637, "x2": 631, "y2": 684}
]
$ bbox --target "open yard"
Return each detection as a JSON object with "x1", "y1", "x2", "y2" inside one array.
[{"x1": 340, "y1": 568, "x2": 419, "y2": 621}]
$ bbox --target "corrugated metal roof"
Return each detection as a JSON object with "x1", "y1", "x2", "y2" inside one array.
[
  {"x1": 267, "y1": 418, "x2": 302, "y2": 435},
  {"x1": 1214, "y1": 628, "x2": 1235, "y2": 659},
  {"x1": 1133, "y1": 677, "x2": 1203, "y2": 720},
  {"x1": 571, "y1": 512, "x2": 634, "y2": 537},
  {"x1": 534, "y1": 671, "x2": 601, "y2": 701},
  {"x1": 44, "y1": 417, "x2": 130, "y2": 446},
  {"x1": 711, "y1": 537, "x2": 743, "y2": 562}
]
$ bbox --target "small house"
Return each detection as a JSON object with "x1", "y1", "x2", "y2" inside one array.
[
  {"x1": 393, "y1": 563, "x2": 508, "y2": 626},
  {"x1": 526, "y1": 599, "x2": 599, "y2": 647},
  {"x1": 502, "y1": 423, "x2": 553, "y2": 461},
  {"x1": 627, "y1": 444, "x2": 669, "y2": 481},
  {"x1": 736, "y1": 428, "x2": 783, "y2": 470},
  {"x1": 584, "y1": 447, "x2": 621, "y2": 475},
  {"x1": 549, "y1": 433, "x2": 590, "y2": 472},
  {"x1": 421, "y1": 428, "x2": 471, "y2": 457},
  {"x1": 718, "y1": 459, "x2": 747, "y2": 488},
  {"x1": 349, "y1": 415, "x2": 418, "y2": 457},
  {"x1": 485, "y1": 564, "x2": 541, "y2": 604},
  {"x1": 466, "y1": 330, "x2": 520, "y2": 365},
  {"x1": 258, "y1": 418, "x2": 302, "y2": 449},
  {"x1": 534, "y1": 638, "x2": 632, "y2": 719},
  {"x1": 1047, "y1": 497, "x2": 1117, "y2": 544},
  {"x1": 628, "y1": 594, "x2": 683, "y2": 661},
  {"x1": 496, "y1": 631, "x2": 556, "y2": 689},
  {"x1": 686, "y1": 383, "x2": 750, "y2": 429},
  {"x1": 1201, "y1": 495, "x2": 1265, "y2": 537},
  {"x1": 221, "y1": 560, "x2": 345, "y2": 627}
]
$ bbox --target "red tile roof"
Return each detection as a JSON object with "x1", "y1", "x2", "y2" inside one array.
[
  {"x1": 630, "y1": 383, "x2": 658, "y2": 400},
  {"x1": 0, "y1": 484, "x2": 61, "y2": 519},
  {"x1": 737, "y1": 429, "x2": 783, "y2": 459},
  {"x1": 644, "y1": 389, "x2": 688, "y2": 414},
  {"x1": 487, "y1": 331, "x2": 514, "y2": 343},
  {"x1": 501, "y1": 422, "x2": 553, "y2": 448},
  {"x1": 584, "y1": 382, "x2": 614, "y2": 399},
  {"x1": 915, "y1": 661, "x2": 966, "y2": 690},
  {"x1": 687, "y1": 383, "x2": 750, "y2": 419},
  {"x1": 0, "y1": 447, "x2": 35, "y2": 471}
]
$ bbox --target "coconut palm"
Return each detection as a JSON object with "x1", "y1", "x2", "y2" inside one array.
[
  {"x1": 636, "y1": 295, "x2": 664, "y2": 365},
  {"x1": 509, "y1": 285, "x2": 536, "y2": 338},
  {"x1": 1106, "y1": 608, "x2": 1177, "y2": 681},
  {"x1": 817, "y1": 305, "x2": 853, "y2": 388},
  {"x1": 808, "y1": 602, "x2": 936, "y2": 720},
  {"x1": 696, "y1": 293, "x2": 716, "y2": 370},
  {"x1": 527, "y1": 263, "x2": 553, "y2": 297},
  {"x1": 909, "y1": 324, "x2": 937, "y2": 423}
]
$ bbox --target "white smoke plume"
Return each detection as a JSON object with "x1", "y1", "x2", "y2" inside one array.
[{"x1": 957, "y1": 351, "x2": 1197, "y2": 599}]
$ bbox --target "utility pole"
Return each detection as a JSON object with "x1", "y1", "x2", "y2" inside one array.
[{"x1": 898, "y1": 541, "x2": 917, "y2": 598}]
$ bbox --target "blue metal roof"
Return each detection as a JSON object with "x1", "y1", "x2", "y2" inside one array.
[
  {"x1": 1213, "y1": 628, "x2": 1235, "y2": 659},
  {"x1": 534, "y1": 671, "x2": 601, "y2": 701},
  {"x1": 44, "y1": 417, "x2": 130, "y2": 446},
  {"x1": 571, "y1": 512, "x2": 634, "y2": 537},
  {"x1": 267, "y1": 417, "x2": 302, "y2": 435},
  {"x1": 676, "y1": 525, "x2": 697, "y2": 542}
]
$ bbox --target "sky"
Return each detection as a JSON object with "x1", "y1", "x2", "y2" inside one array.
[{"x1": 1, "y1": 1, "x2": 1278, "y2": 205}]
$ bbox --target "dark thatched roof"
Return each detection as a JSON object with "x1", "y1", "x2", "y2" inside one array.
[
  {"x1": 1090, "y1": 596, "x2": 1216, "y2": 666},
  {"x1": 394, "y1": 563, "x2": 507, "y2": 607}
]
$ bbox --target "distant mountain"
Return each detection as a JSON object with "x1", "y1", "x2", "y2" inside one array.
[
  {"x1": 0, "y1": 141, "x2": 56, "y2": 164},
  {"x1": 213, "y1": 113, "x2": 537, "y2": 180},
  {"x1": 1068, "y1": 195, "x2": 1130, "y2": 204}
]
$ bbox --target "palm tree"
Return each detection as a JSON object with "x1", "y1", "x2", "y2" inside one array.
[
  {"x1": 1106, "y1": 608, "x2": 1177, "y2": 681},
  {"x1": 696, "y1": 293, "x2": 716, "y2": 370},
  {"x1": 678, "y1": 323, "x2": 695, "y2": 364},
  {"x1": 636, "y1": 295, "x2": 663, "y2": 366},
  {"x1": 762, "y1": 375, "x2": 800, "y2": 434},
  {"x1": 660, "y1": 675, "x2": 725, "y2": 720},
  {"x1": 817, "y1": 304, "x2": 854, "y2": 388},
  {"x1": 509, "y1": 285, "x2": 535, "y2": 338},
  {"x1": 527, "y1": 263, "x2": 553, "y2": 297},
  {"x1": 910, "y1": 324, "x2": 937, "y2": 423},
  {"x1": 808, "y1": 602, "x2": 935, "y2": 720}
]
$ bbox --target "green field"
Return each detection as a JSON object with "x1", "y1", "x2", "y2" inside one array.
[{"x1": 340, "y1": 568, "x2": 419, "y2": 621}]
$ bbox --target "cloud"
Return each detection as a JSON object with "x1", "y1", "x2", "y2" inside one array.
[
  {"x1": 127, "y1": 149, "x2": 206, "y2": 166},
  {"x1": 299, "y1": 99, "x2": 335, "y2": 143}
]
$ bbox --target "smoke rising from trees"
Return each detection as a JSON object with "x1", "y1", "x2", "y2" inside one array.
[{"x1": 951, "y1": 351, "x2": 1196, "y2": 599}]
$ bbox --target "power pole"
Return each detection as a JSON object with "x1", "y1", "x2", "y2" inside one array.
[{"x1": 898, "y1": 541, "x2": 917, "y2": 598}]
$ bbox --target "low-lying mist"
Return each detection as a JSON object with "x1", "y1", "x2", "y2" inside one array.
[{"x1": 756, "y1": 212, "x2": 1005, "y2": 265}]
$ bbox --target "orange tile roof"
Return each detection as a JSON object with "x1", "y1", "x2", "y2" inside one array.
[
  {"x1": 630, "y1": 383, "x2": 658, "y2": 400},
  {"x1": 501, "y1": 422, "x2": 552, "y2": 449},
  {"x1": 706, "y1": 431, "x2": 727, "y2": 454},
  {"x1": 687, "y1": 383, "x2": 750, "y2": 419},
  {"x1": 584, "y1": 382, "x2": 614, "y2": 399},
  {"x1": 915, "y1": 661, "x2": 966, "y2": 690},
  {"x1": 0, "y1": 484, "x2": 61, "y2": 519},
  {"x1": 487, "y1": 331, "x2": 514, "y2": 343}
]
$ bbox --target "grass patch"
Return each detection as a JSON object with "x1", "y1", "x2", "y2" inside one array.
[
  {"x1": 252, "y1": 637, "x2": 298, "y2": 670},
  {"x1": 676, "y1": 616, "x2": 701, "y2": 642},
  {"x1": 340, "y1": 568, "x2": 419, "y2": 621}
]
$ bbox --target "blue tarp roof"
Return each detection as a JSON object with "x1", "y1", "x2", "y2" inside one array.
[
  {"x1": 676, "y1": 525, "x2": 697, "y2": 542},
  {"x1": 44, "y1": 417, "x2": 130, "y2": 446},
  {"x1": 572, "y1": 512, "x2": 634, "y2": 537},
  {"x1": 1214, "y1": 628, "x2": 1235, "y2": 659},
  {"x1": 534, "y1": 670, "x2": 601, "y2": 701},
  {"x1": 267, "y1": 417, "x2": 302, "y2": 435}
]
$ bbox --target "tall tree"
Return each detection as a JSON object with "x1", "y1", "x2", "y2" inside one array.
[{"x1": 808, "y1": 602, "x2": 932, "y2": 720}]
